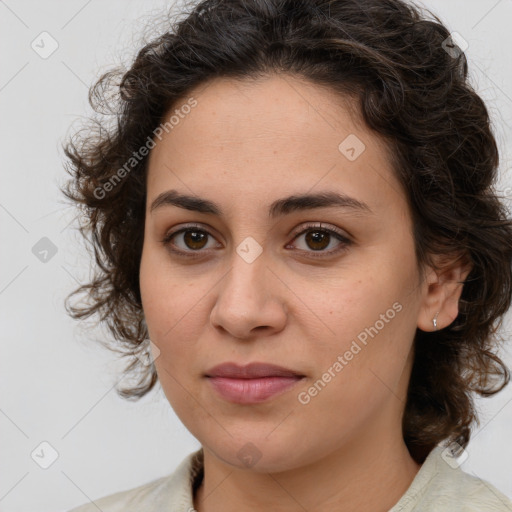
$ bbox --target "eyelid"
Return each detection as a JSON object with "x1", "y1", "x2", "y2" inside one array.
[{"x1": 289, "y1": 221, "x2": 350, "y2": 241}]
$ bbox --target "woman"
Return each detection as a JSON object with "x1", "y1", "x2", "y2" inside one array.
[{"x1": 62, "y1": 0, "x2": 512, "y2": 510}]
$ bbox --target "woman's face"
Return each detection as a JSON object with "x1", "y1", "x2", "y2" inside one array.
[{"x1": 140, "y1": 74, "x2": 430, "y2": 471}]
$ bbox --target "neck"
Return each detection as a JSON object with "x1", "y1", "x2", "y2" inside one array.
[{"x1": 193, "y1": 432, "x2": 421, "y2": 512}]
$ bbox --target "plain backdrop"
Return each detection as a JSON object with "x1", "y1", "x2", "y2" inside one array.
[{"x1": 1, "y1": 0, "x2": 511, "y2": 510}]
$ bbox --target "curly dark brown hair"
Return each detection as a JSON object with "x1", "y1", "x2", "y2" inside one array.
[{"x1": 60, "y1": 0, "x2": 512, "y2": 464}]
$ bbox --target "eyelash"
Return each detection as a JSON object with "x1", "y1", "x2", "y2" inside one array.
[{"x1": 160, "y1": 222, "x2": 352, "y2": 259}]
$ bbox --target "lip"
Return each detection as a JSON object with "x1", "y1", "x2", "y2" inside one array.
[
  {"x1": 207, "y1": 376, "x2": 305, "y2": 404},
  {"x1": 205, "y1": 362, "x2": 305, "y2": 379},
  {"x1": 204, "y1": 362, "x2": 306, "y2": 404}
]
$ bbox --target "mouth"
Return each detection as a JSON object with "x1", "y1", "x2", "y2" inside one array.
[{"x1": 204, "y1": 362, "x2": 306, "y2": 404}]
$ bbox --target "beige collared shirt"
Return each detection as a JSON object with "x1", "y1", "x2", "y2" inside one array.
[{"x1": 67, "y1": 445, "x2": 512, "y2": 511}]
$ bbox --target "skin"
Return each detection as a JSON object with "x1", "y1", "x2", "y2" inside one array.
[{"x1": 139, "y1": 74, "x2": 471, "y2": 512}]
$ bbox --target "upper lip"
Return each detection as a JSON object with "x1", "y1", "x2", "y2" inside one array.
[{"x1": 205, "y1": 362, "x2": 305, "y2": 378}]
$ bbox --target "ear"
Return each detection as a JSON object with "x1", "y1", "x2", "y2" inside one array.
[{"x1": 417, "y1": 253, "x2": 473, "y2": 332}]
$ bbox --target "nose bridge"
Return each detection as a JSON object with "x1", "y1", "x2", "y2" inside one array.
[
  {"x1": 210, "y1": 240, "x2": 287, "y2": 337},
  {"x1": 222, "y1": 243, "x2": 270, "y2": 309}
]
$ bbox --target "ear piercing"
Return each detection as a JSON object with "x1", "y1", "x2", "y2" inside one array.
[{"x1": 432, "y1": 311, "x2": 439, "y2": 331}]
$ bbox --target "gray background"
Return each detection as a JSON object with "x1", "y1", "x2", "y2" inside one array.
[{"x1": 1, "y1": 0, "x2": 511, "y2": 510}]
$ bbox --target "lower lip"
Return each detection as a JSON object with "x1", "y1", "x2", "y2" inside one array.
[{"x1": 206, "y1": 376, "x2": 304, "y2": 404}]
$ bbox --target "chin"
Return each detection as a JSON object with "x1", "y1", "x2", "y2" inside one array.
[{"x1": 201, "y1": 434, "x2": 310, "y2": 473}]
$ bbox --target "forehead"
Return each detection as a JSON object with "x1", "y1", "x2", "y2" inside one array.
[
  {"x1": 146, "y1": 74, "x2": 405, "y2": 217},
  {"x1": 155, "y1": 74, "x2": 363, "y2": 146}
]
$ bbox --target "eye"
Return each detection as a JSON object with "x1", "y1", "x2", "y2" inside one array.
[
  {"x1": 160, "y1": 223, "x2": 220, "y2": 258},
  {"x1": 286, "y1": 222, "x2": 352, "y2": 258},
  {"x1": 160, "y1": 222, "x2": 352, "y2": 258}
]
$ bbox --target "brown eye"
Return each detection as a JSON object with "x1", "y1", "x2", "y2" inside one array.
[
  {"x1": 161, "y1": 222, "x2": 352, "y2": 260},
  {"x1": 161, "y1": 224, "x2": 219, "y2": 256},
  {"x1": 287, "y1": 223, "x2": 352, "y2": 258},
  {"x1": 303, "y1": 230, "x2": 331, "y2": 251},
  {"x1": 181, "y1": 229, "x2": 209, "y2": 250}
]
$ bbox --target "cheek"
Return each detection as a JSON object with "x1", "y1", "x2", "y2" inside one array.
[
  {"x1": 140, "y1": 253, "x2": 186, "y2": 385},
  {"x1": 303, "y1": 264, "x2": 418, "y2": 403},
  {"x1": 294, "y1": 305, "x2": 415, "y2": 447},
  {"x1": 140, "y1": 244, "x2": 200, "y2": 337}
]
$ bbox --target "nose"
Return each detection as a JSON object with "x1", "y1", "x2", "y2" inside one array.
[{"x1": 209, "y1": 250, "x2": 288, "y2": 339}]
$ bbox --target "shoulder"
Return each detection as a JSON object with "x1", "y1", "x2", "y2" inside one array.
[
  {"x1": 391, "y1": 445, "x2": 512, "y2": 512},
  {"x1": 66, "y1": 474, "x2": 171, "y2": 512},
  {"x1": 66, "y1": 448, "x2": 203, "y2": 512}
]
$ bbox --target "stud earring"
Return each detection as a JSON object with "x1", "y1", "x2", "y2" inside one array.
[{"x1": 433, "y1": 311, "x2": 439, "y2": 331}]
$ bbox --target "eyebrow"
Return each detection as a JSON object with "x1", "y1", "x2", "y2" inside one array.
[{"x1": 149, "y1": 189, "x2": 373, "y2": 218}]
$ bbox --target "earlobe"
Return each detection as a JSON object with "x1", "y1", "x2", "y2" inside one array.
[
  {"x1": 416, "y1": 256, "x2": 472, "y2": 332},
  {"x1": 416, "y1": 265, "x2": 443, "y2": 332}
]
